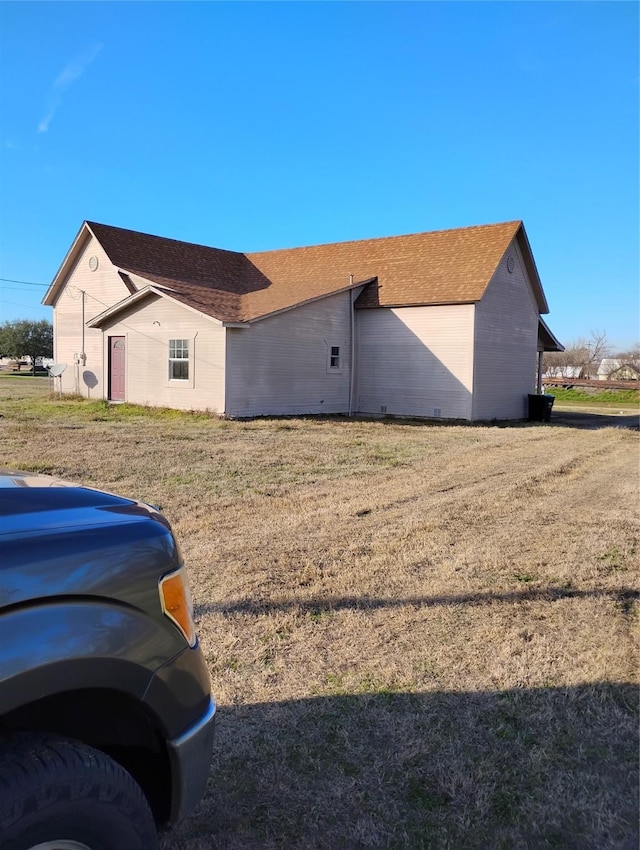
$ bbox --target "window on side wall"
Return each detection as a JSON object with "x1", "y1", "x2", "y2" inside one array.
[
  {"x1": 327, "y1": 344, "x2": 342, "y2": 373},
  {"x1": 169, "y1": 339, "x2": 189, "y2": 380}
]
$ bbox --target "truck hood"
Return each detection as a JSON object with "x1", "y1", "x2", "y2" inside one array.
[
  {"x1": 0, "y1": 470, "x2": 170, "y2": 535},
  {"x1": 0, "y1": 471, "x2": 179, "y2": 616}
]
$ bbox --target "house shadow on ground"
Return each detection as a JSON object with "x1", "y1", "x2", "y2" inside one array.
[
  {"x1": 282, "y1": 408, "x2": 639, "y2": 432},
  {"x1": 547, "y1": 410, "x2": 639, "y2": 431},
  {"x1": 161, "y1": 682, "x2": 638, "y2": 850}
]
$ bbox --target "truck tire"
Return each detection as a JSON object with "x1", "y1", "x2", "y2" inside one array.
[{"x1": 0, "y1": 733, "x2": 158, "y2": 850}]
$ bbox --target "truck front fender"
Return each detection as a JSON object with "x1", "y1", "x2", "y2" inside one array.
[{"x1": 0, "y1": 600, "x2": 184, "y2": 715}]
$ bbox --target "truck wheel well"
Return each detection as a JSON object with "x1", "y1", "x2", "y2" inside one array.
[{"x1": 0, "y1": 688, "x2": 172, "y2": 822}]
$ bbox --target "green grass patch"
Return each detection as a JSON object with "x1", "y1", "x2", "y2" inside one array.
[
  {"x1": 0, "y1": 382, "x2": 222, "y2": 425},
  {"x1": 546, "y1": 387, "x2": 639, "y2": 405}
]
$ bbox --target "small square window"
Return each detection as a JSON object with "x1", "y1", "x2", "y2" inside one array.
[
  {"x1": 169, "y1": 338, "x2": 189, "y2": 381},
  {"x1": 330, "y1": 346, "x2": 340, "y2": 369}
]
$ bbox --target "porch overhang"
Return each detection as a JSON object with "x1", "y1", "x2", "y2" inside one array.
[{"x1": 538, "y1": 317, "x2": 564, "y2": 352}]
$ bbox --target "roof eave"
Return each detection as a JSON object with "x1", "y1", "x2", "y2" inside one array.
[
  {"x1": 538, "y1": 317, "x2": 564, "y2": 352},
  {"x1": 42, "y1": 221, "x2": 93, "y2": 306},
  {"x1": 357, "y1": 298, "x2": 479, "y2": 310},
  {"x1": 86, "y1": 286, "x2": 161, "y2": 328},
  {"x1": 515, "y1": 224, "x2": 549, "y2": 314},
  {"x1": 87, "y1": 278, "x2": 226, "y2": 328}
]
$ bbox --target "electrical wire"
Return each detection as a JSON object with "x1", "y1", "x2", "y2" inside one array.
[
  {"x1": 0, "y1": 286, "x2": 48, "y2": 292},
  {"x1": 0, "y1": 278, "x2": 48, "y2": 287},
  {"x1": 0, "y1": 299, "x2": 51, "y2": 310}
]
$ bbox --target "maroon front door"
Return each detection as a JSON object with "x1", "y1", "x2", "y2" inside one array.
[{"x1": 109, "y1": 336, "x2": 126, "y2": 401}]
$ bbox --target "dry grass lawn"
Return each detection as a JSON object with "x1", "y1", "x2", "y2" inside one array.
[{"x1": 1, "y1": 377, "x2": 638, "y2": 849}]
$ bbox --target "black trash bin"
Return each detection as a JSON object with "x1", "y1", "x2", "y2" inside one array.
[{"x1": 528, "y1": 393, "x2": 555, "y2": 422}]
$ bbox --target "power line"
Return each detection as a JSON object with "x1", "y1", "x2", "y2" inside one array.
[
  {"x1": 0, "y1": 277, "x2": 48, "y2": 287},
  {"x1": 0, "y1": 299, "x2": 51, "y2": 310},
  {"x1": 0, "y1": 286, "x2": 48, "y2": 292}
]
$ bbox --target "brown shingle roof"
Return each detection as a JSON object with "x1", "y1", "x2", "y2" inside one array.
[
  {"x1": 87, "y1": 222, "x2": 270, "y2": 323},
  {"x1": 246, "y1": 220, "x2": 524, "y2": 316},
  {"x1": 82, "y1": 219, "x2": 542, "y2": 324}
]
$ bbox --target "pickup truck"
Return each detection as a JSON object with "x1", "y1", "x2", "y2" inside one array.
[{"x1": 0, "y1": 470, "x2": 216, "y2": 850}]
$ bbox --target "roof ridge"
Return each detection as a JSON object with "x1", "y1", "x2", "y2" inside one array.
[
  {"x1": 245, "y1": 219, "x2": 523, "y2": 256},
  {"x1": 85, "y1": 221, "x2": 244, "y2": 258},
  {"x1": 86, "y1": 219, "x2": 522, "y2": 259}
]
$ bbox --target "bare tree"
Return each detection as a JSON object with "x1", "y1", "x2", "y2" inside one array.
[
  {"x1": 544, "y1": 329, "x2": 610, "y2": 378},
  {"x1": 582, "y1": 330, "x2": 610, "y2": 377},
  {"x1": 611, "y1": 343, "x2": 640, "y2": 362}
]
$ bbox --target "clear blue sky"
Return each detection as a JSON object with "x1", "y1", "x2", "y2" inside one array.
[{"x1": 1, "y1": 1, "x2": 638, "y2": 350}]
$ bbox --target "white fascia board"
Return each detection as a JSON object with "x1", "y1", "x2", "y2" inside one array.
[
  {"x1": 117, "y1": 271, "x2": 224, "y2": 325},
  {"x1": 42, "y1": 222, "x2": 92, "y2": 306},
  {"x1": 87, "y1": 279, "x2": 224, "y2": 328},
  {"x1": 515, "y1": 226, "x2": 549, "y2": 315},
  {"x1": 86, "y1": 286, "x2": 159, "y2": 327},
  {"x1": 538, "y1": 317, "x2": 565, "y2": 352}
]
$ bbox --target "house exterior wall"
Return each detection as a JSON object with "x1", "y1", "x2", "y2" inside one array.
[
  {"x1": 472, "y1": 240, "x2": 539, "y2": 420},
  {"x1": 225, "y1": 292, "x2": 353, "y2": 418},
  {"x1": 355, "y1": 305, "x2": 475, "y2": 420},
  {"x1": 597, "y1": 359, "x2": 640, "y2": 380},
  {"x1": 51, "y1": 235, "x2": 132, "y2": 396},
  {"x1": 96, "y1": 296, "x2": 226, "y2": 412}
]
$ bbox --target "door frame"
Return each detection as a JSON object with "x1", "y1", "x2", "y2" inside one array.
[{"x1": 108, "y1": 335, "x2": 126, "y2": 401}]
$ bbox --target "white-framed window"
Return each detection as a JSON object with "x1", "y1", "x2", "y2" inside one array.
[
  {"x1": 326, "y1": 343, "x2": 343, "y2": 374},
  {"x1": 169, "y1": 339, "x2": 189, "y2": 380}
]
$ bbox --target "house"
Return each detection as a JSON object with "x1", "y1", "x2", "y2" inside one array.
[
  {"x1": 597, "y1": 359, "x2": 640, "y2": 381},
  {"x1": 43, "y1": 219, "x2": 562, "y2": 420}
]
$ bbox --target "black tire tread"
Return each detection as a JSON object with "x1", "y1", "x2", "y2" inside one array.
[{"x1": 0, "y1": 732, "x2": 157, "y2": 850}]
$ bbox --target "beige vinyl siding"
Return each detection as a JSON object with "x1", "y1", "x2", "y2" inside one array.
[
  {"x1": 225, "y1": 292, "x2": 353, "y2": 418},
  {"x1": 52, "y1": 235, "x2": 132, "y2": 396},
  {"x1": 356, "y1": 305, "x2": 475, "y2": 420},
  {"x1": 472, "y1": 240, "x2": 539, "y2": 420},
  {"x1": 97, "y1": 296, "x2": 226, "y2": 412}
]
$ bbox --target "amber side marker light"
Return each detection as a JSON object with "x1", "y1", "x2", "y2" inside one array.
[{"x1": 159, "y1": 568, "x2": 197, "y2": 647}]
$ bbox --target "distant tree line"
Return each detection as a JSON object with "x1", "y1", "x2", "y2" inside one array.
[
  {"x1": 0, "y1": 319, "x2": 53, "y2": 374},
  {"x1": 543, "y1": 329, "x2": 639, "y2": 379}
]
